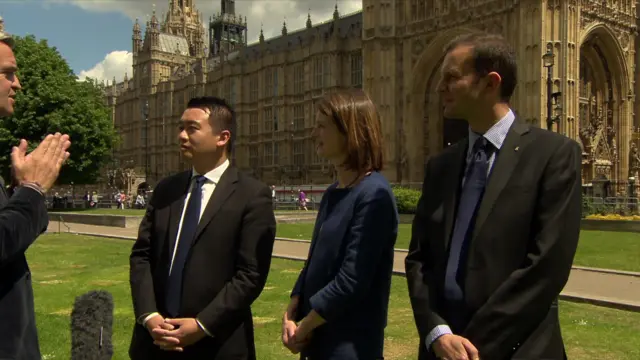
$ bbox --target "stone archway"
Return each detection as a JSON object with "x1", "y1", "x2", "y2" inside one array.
[
  {"x1": 406, "y1": 27, "x2": 479, "y2": 182},
  {"x1": 577, "y1": 23, "x2": 631, "y2": 189}
]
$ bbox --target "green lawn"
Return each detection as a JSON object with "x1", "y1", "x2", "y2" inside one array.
[
  {"x1": 27, "y1": 234, "x2": 640, "y2": 360},
  {"x1": 276, "y1": 223, "x2": 640, "y2": 273},
  {"x1": 49, "y1": 208, "x2": 316, "y2": 216}
]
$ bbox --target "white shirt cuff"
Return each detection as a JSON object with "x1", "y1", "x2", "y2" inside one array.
[
  {"x1": 196, "y1": 319, "x2": 213, "y2": 337},
  {"x1": 140, "y1": 312, "x2": 160, "y2": 326},
  {"x1": 425, "y1": 325, "x2": 453, "y2": 350}
]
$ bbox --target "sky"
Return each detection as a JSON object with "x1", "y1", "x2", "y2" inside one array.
[{"x1": 1, "y1": 0, "x2": 362, "y2": 83}]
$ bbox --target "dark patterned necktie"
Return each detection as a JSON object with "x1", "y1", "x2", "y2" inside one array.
[
  {"x1": 165, "y1": 175, "x2": 206, "y2": 317},
  {"x1": 444, "y1": 136, "x2": 492, "y2": 301}
]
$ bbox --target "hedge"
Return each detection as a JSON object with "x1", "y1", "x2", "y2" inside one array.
[{"x1": 392, "y1": 186, "x2": 422, "y2": 214}]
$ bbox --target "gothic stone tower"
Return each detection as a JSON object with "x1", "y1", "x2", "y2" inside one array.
[
  {"x1": 132, "y1": 2, "x2": 205, "y2": 91},
  {"x1": 209, "y1": 0, "x2": 248, "y2": 57},
  {"x1": 362, "y1": 0, "x2": 637, "y2": 189}
]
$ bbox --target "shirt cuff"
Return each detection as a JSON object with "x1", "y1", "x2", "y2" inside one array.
[
  {"x1": 20, "y1": 183, "x2": 45, "y2": 196},
  {"x1": 139, "y1": 312, "x2": 160, "y2": 326},
  {"x1": 196, "y1": 318, "x2": 213, "y2": 337},
  {"x1": 425, "y1": 325, "x2": 453, "y2": 350}
]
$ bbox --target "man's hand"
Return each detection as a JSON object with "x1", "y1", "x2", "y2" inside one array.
[
  {"x1": 433, "y1": 334, "x2": 479, "y2": 360},
  {"x1": 144, "y1": 315, "x2": 181, "y2": 352},
  {"x1": 11, "y1": 133, "x2": 71, "y2": 192},
  {"x1": 151, "y1": 318, "x2": 206, "y2": 350}
]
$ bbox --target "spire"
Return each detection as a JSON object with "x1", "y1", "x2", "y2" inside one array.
[
  {"x1": 259, "y1": 23, "x2": 264, "y2": 43},
  {"x1": 306, "y1": 10, "x2": 312, "y2": 29},
  {"x1": 282, "y1": 19, "x2": 287, "y2": 36},
  {"x1": 333, "y1": 2, "x2": 339, "y2": 20},
  {"x1": 0, "y1": 14, "x2": 4, "y2": 32},
  {"x1": 150, "y1": 4, "x2": 158, "y2": 28},
  {"x1": 124, "y1": 72, "x2": 128, "y2": 81},
  {"x1": 133, "y1": 18, "x2": 141, "y2": 33}
]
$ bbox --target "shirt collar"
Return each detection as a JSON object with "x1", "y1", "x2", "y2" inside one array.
[
  {"x1": 191, "y1": 159, "x2": 230, "y2": 185},
  {"x1": 468, "y1": 109, "x2": 515, "y2": 152}
]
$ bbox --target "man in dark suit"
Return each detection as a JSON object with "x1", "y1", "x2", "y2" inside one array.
[
  {"x1": 129, "y1": 96, "x2": 276, "y2": 359},
  {"x1": 0, "y1": 30, "x2": 71, "y2": 360},
  {"x1": 405, "y1": 32, "x2": 582, "y2": 360}
]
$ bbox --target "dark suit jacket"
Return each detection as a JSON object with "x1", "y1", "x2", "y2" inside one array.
[
  {"x1": 405, "y1": 120, "x2": 582, "y2": 360},
  {"x1": 291, "y1": 172, "x2": 398, "y2": 359},
  {"x1": 0, "y1": 180, "x2": 48, "y2": 360},
  {"x1": 129, "y1": 166, "x2": 276, "y2": 360}
]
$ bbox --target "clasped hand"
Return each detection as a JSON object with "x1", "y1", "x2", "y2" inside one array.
[
  {"x1": 281, "y1": 312, "x2": 311, "y2": 354},
  {"x1": 146, "y1": 315, "x2": 206, "y2": 352},
  {"x1": 434, "y1": 334, "x2": 480, "y2": 360}
]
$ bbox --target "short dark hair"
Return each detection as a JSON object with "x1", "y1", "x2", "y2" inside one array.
[
  {"x1": 444, "y1": 32, "x2": 517, "y2": 101},
  {"x1": 187, "y1": 96, "x2": 236, "y2": 153},
  {"x1": 316, "y1": 88, "x2": 384, "y2": 172}
]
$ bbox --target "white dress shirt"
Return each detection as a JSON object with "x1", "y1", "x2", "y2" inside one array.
[
  {"x1": 425, "y1": 110, "x2": 515, "y2": 350},
  {"x1": 141, "y1": 159, "x2": 230, "y2": 336}
]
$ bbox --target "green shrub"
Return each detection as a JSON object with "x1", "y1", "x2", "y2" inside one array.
[{"x1": 392, "y1": 186, "x2": 422, "y2": 214}]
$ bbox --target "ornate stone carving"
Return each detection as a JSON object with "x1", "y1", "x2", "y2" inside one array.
[
  {"x1": 618, "y1": 32, "x2": 630, "y2": 50},
  {"x1": 630, "y1": 142, "x2": 640, "y2": 172}
]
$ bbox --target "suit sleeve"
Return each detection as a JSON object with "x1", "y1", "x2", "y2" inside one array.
[
  {"x1": 291, "y1": 193, "x2": 328, "y2": 299},
  {"x1": 405, "y1": 160, "x2": 449, "y2": 339},
  {"x1": 129, "y1": 188, "x2": 159, "y2": 320},
  {"x1": 197, "y1": 185, "x2": 276, "y2": 336},
  {"x1": 0, "y1": 187, "x2": 48, "y2": 266},
  {"x1": 462, "y1": 140, "x2": 582, "y2": 359},
  {"x1": 307, "y1": 187, "x2": 397, "y2": 322}
]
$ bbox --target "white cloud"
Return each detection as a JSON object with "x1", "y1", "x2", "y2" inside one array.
[
  {"x1": 78, "y1": 50, "x2": 132, "y2": 83},
  {"x1": 55, "y1": 0, "x2": 362, "y2": 43},
  {"x1": 72, "y1": 0, "x2": 362, "y2": 83}
]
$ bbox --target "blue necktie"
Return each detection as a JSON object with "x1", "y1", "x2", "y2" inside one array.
[
  {"x1": 165, "y1": 175, "x2": 206, "y2": 317},
  {"x1": 444, "y1": 137, "x2": 491, "y2": 302}
]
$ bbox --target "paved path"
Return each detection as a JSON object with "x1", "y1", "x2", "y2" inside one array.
[{"x1": 46, "y1": 221, "x2": 640, "y2": 312}]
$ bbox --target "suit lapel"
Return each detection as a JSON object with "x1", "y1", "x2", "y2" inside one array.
[
  {"x1": 472, "y1": 121, "x2": 530, "y2": 239},
  {"x1": 444, "y1": 141, "x2": 469, "y2": 250},
  {"x1": 0, "y1": 176, "x2": 8, "y2": 207},
  {"x1": 167, "y1": 172, "x2": 192, "y2": 254},
  {"x1": 193, "y1": 166, "x2": 238, "y2": 242}
]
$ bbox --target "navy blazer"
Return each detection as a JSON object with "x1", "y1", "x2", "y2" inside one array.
[
  {"x1": 0, "y1": 182, "x2": 49, "y2": 360},
  {"x1": 291, "y1": 172, "x2": 399, "y2": 359}
]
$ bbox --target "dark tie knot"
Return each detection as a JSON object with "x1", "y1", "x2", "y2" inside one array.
[
  {"x1": 472, "y1": 136, "x2": 494, "y2": 155},
  {"x1": 194, "y1": 175, "x2": 207, "y2": 188}
]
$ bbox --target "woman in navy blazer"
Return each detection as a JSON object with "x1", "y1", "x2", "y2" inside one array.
[{"x1": 281, "y1": 89, "x2": 399, "y2": 359}]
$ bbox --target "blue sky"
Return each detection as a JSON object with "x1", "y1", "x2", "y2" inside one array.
[
  {"x1": 2, "y1": 1, "x2": 132, "y2": 75},
  {"x1": 0, "y1": 0, "x2": 362, "y2": 83}
]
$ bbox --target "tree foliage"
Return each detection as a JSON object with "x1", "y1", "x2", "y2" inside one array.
[{"x1": 0, "y1": 35, "x2": 118, "y2": 184}]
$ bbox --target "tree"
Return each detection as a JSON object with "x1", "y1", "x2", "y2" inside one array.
[{"x1": 0, "y1": 35, "x2": 118, "y2": 184}]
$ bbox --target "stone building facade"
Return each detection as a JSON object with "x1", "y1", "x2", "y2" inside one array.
[
  {"x1": 107, "y1": 0, "x2": 362, "y2": 187},
  {"x1": 108, "y1": 0, "x2": 640, "y2": 193}
]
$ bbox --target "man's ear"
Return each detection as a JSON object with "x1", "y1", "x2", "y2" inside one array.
[
  {"x1": 217, "y1": 130, "x2": 231, "y2": 147},
  {"x1": 485, "y1": 71, "x2": 502, "y2": 93}
]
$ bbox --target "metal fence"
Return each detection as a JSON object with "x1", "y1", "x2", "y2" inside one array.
[{"x1": 583, "y1": 196, "x2": 639, "y2": 216}]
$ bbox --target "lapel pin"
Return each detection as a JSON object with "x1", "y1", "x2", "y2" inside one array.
[{"x1": 515, "y1": 146, "x2": 519, "y2": 152}]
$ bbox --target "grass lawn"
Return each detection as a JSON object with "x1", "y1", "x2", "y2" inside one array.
[
  {"x1": 276, "y1": 223, "x2": 640, "y2": 273},
  {"x1": 50, "y1": 208, "x2": 315, "y2": 216},
  {"x1": 27, "y1": 234, "x2": 640, "y2": 359}
]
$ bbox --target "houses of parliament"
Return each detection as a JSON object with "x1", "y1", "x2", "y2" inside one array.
[{"x1": 107, "y1": 0, "x2": 640, "y2": 195}]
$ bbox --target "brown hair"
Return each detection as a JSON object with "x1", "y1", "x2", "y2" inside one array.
[
  {"x1": 444, "y1": 32, "x2": 517, "y2": 101},
  {"x1": 316, "y1": 88, "x2": 384, "y2": 172}
]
